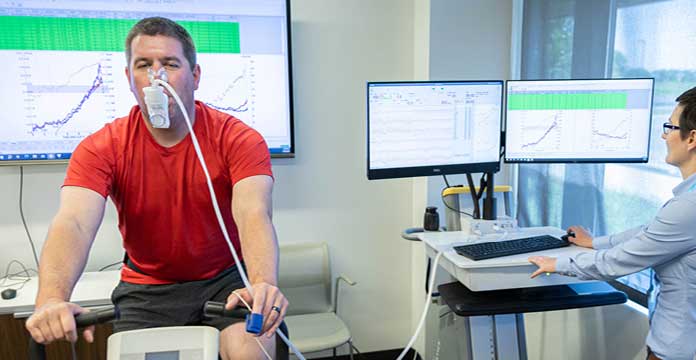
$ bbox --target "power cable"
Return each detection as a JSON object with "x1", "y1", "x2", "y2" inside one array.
[{"x1": 19, "y1": 166, "x2": 41, "y2": 268}]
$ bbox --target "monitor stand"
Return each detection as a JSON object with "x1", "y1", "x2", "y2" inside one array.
[
  {"x1": 481, "y1": 172, "x2": 496, "y2": 220},
  {"x1": 442, "y1": 177, "x2": 514, "y2": 232}
]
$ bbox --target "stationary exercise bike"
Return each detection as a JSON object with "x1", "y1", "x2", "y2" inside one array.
[{"x1": 28, "y1": 302, "x2": 289, "y2": 360}]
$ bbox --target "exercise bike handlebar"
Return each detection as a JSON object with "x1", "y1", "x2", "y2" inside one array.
[
  {"x1": 28, "y1": 302, "x2": 271, "y2": 360},
  {"x1": 203, "y1": 300, "x2": 250, "y2": 319},
  {"x1": 28, "y1": 306, "x2": 119, "y2": 360}
]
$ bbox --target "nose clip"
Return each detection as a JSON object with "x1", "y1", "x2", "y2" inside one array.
[{"x1": 147, "y1": 67, "x2": 168, "y2": 85}]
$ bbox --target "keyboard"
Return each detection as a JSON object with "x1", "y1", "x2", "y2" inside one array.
[{"x1": 453, "y1": 235, "x2": 569, "y2": 261}]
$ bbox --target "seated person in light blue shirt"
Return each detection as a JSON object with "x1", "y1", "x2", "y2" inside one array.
[{"x1": 529, "y1": 86, "x2": 696, "y2": 360}]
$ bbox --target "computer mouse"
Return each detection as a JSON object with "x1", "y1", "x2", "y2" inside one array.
[
  {"x1": 1, "y1": 288, "x2": 17, "y2": 300},
  {"x1": 561, "y1": 231, "x2": 576, "y2": 242}
]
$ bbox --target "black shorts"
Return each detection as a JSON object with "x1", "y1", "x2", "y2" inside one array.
[{"x1": 110, "y1": 264, "x2": 247, "y2": 333}]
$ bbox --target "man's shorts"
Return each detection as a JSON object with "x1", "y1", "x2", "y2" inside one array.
[{"x1": 110, "y1": 264, "x2": 247, "y2": 333}]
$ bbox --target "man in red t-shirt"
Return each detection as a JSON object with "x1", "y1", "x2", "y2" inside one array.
[{"x1": 25, "y1": 17, "x2": 287, "y2": 359}]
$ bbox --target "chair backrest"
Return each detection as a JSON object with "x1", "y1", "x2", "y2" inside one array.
[{"x1": 278, "y1": 242, "x2": 332, "y2": 316}]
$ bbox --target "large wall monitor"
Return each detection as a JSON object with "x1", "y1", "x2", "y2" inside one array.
[
  {"x1": 505, "y1": 78, "x2": 654, "y2": 163},
  {"x1": 0, "y1": 0, "x2": 294, "y2": 165},
  {"x1": 367, "y1": 81, "x2": 503, "y2": 180}
]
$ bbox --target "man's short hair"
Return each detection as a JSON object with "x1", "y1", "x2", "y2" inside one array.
[
  {"x1": 125, "y1": 17, "x2": 196, "y2": 70},
  {"x1": 676, "y1": 86, "x2": 696, "y2": 139}
]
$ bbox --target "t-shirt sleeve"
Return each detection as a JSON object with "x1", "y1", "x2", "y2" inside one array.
[
  {"x1": 63, "y1": 129, "x2": 116, "y2": 198},
  {"x1": 224, "y1": 123, "x2": 273, "y2": 184}
]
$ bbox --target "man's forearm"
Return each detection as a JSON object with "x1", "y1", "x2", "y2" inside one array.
[
  {"x1": 35, "y1": 218, "x2": 93, "y2": 306},
  {"x1": 238, "y1": 215, "x2": 278, "y2": 286}
]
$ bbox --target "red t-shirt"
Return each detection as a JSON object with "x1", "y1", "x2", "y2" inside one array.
[{"x1": 64, "y1": 101, "x2": 273, "y2": 284}]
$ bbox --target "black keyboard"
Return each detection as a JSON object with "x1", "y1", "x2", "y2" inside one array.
[{"x1": 454, "y1": 235, "x2": 569, "y2": 261}]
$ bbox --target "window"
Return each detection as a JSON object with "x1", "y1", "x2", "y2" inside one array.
[
  {"x1": 519, "y1": 0, "x2": 696, "y2": 301},
  {"x1": 605, "y1": 0, "x2": 695, "y2": 295}
]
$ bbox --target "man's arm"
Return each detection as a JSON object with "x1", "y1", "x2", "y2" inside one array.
[
  {"x1": 225, "y1": 175, "x2": 288, "y2": 337},
  {"x1": 26, "y1": 186, "x2": 106, "y2": 344},
  {"x1": 233, "y1": 175, "x2": 277, "y2": 286}
]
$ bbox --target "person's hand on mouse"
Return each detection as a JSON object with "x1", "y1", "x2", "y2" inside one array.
[{"x1": 566, "y1": 226, "x2": 594, "y2": 249}]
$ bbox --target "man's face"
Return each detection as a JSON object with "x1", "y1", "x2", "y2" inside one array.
[
  {"x1": 663, "y1": 105, "x2": 688, "y2": 167},
  {"x1": 125, "y1": 34, "x2": 201, "y2": 125}
]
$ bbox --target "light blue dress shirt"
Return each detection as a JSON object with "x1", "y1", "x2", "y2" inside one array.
[{"x1": 556, "y1": 173, "x2": 696, "y2": 360}]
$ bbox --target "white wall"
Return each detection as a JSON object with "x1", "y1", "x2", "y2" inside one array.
[
  {"x1": 0, "y1": 0, "x2": 426, "y2": 356},
  {"x1": 0, "y1": 165, "x2": 123, "y2": 273},
  {"x1": 277, "y1": 0, "x2": 422, "y2": 354}
]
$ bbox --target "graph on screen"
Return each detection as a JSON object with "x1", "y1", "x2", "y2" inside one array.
[
  {"x1": 504, "y1": 78, "x2": 654, "y2": 163},
  {"x1": 0, "y1": 0, "x2": 293, "y2": 164}
]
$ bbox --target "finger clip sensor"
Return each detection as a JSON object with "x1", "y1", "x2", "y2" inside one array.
[{"x1": 246, "y1": 313, "x2": 264, "y2": 334}]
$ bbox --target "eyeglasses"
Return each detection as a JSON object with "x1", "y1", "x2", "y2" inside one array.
[{"x1": 663, "y1": 122, "x2": 680, "y2": 135}]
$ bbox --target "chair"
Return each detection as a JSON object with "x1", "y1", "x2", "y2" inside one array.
[{"x1": 278, "y1": 242, "x2": 356, "y2": 359}]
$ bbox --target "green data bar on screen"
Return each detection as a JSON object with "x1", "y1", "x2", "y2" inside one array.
[
  {"x1": 0, "y1": 16, "x2": 240, "y2": 53},
  {"x1": 507, "y1": 92, "x2": 628, "y2": 110}
]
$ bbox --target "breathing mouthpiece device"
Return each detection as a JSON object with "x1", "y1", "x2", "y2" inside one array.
[{"x1": 143, "y1": 68, "x2": 170, "y2": 128}]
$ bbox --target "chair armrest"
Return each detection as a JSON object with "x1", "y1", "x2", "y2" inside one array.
[
  {"x1": 337, "y1": 275, "x2": 356, "y2": 287},
  {"x1": 333, "y1": 274, "x2": 357, "y2": 313}
]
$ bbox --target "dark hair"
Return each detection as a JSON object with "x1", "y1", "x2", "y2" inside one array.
[
  {"x1": 125, "y1": 17, "x2": 196, "y2": 70},
  {"x1": 676, "y1": 86, "x2": 696, "y2": 139}
]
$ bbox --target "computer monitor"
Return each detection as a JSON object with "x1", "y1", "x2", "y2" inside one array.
[
  {"x1": 0, "y1": 0, "x2": 294, "y2": 165},
  {"x1": 504, "y1": 78, "x2": 654, "y2": 163},
  {"x1": 367, "y1": 80, "x2": 504, "y2": 180}
]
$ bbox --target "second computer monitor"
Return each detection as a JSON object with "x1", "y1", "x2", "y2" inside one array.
[
  {"x1": 367, "y1": 81, "x2": 503, "y2": 180},
  {"x1": 504, "y1": 78, "x2": 654, "y2": 163}
]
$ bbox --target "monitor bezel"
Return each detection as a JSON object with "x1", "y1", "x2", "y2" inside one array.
[
  {"x1": 367, "y1": 80, "x2": 504, "y2": 180},
  {"x1": 503, "y1": 77, "x2": 655, "y2": 164}
]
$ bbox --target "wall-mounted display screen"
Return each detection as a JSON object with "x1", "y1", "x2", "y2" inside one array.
[{"x1": 0, "y1": 0, "x2": 294, "y2": 165}]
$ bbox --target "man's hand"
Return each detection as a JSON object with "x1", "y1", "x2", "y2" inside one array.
[
  {"x1": 225, "y1": 282, "x2": 289, "y2": 338},
  {"x1": 25, "y1": 298, "x2": 95, "y2": 344},
  {"x1": 528, "y1": 256, "x2": 557, "y2": 278},
  {"x1": 567, "y1": 225, "x2": 594, "y2": 248}
]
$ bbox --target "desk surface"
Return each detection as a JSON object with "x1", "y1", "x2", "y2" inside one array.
[
  {"x1": 0, "y1": 271, "x2": 120, "y2": 316},
  {"x1": 418, "y1": 226, "x2": 596, "y2": 291},
  {"x1": 418, "y1": 226, "x2": 595, "y2": 268}
]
